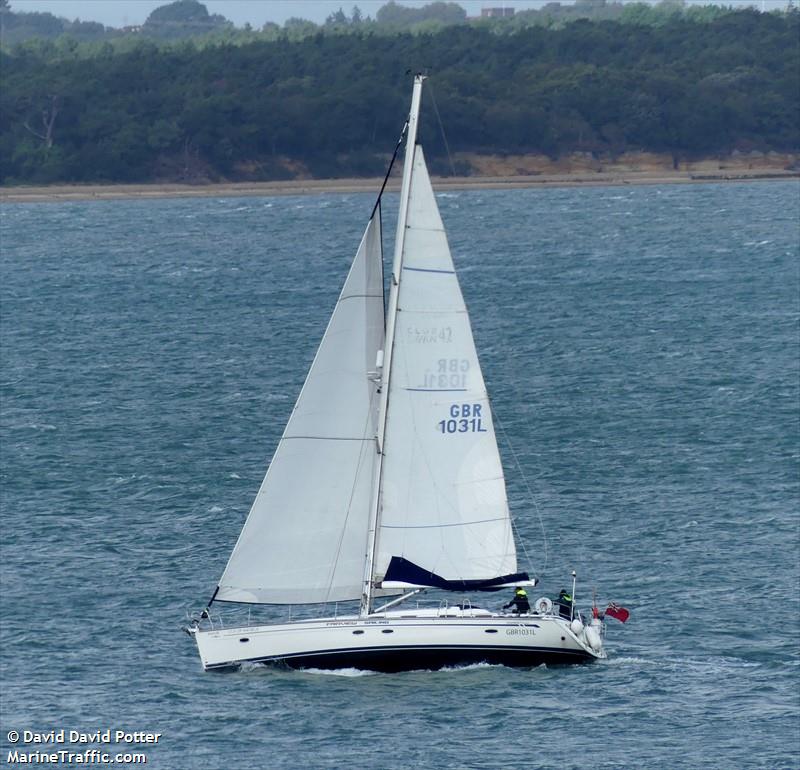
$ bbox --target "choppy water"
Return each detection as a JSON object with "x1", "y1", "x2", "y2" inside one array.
[{"x1": 1, "y1": 181, "x2": 798, "y2": 769}]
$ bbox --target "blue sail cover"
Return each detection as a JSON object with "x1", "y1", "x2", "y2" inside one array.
[{"x1": 382, "y1": 557, "x2": 530, "y2": 592}]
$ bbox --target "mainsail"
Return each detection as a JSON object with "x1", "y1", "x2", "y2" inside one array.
[
  {"x1": 374, "y1": 147, "x2": 519, "y2": 588},
  {"x1": 216, "y1": 214, "x2": 384, "y2": 604}
]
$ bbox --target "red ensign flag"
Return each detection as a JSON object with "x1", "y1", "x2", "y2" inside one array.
[{"x1": 605, "y1": 603, "x2": 630, "y2": 623}]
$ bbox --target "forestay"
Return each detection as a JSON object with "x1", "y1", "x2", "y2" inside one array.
[
  {"x1": 216, "y1": 214, "x2": 385, "y2": 604},
  {"x1": 375, "y1": 148, "x2": 518, "y2": 586}
]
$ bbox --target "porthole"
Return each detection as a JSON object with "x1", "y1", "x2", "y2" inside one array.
[
  {"x1": 353, "y1": 629, "x2": 365, "y2": 635},
  {"x1": 239, "y1": 638, "x2": 250, "y2": 643},
  {"x1": 381, "y1": 629, "x2": 394, "y2": 634}
]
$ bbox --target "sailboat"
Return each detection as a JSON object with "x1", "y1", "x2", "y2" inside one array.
[{"x1": 188, "y1": 75, "x2": 610, "y2": 672}]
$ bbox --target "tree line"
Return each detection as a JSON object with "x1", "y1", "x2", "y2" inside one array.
[
  {"x1": 0, "y1": 5, "x2": 797, "y2": 185},
  {"x1": 0, "y1": 0, "x2": 750, "y2": 47}
]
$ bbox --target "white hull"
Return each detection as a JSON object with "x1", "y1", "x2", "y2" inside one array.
[{"x1": 190, "y1": 609, "x2": 605, "y2": 672}]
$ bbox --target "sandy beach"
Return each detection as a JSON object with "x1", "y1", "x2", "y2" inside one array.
[{"x1": 2, "y1": 161, "x2": 797, "y2": 204}]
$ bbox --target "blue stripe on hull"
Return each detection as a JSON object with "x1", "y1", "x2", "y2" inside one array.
[{"x1": 207, "y1": 645, "x2": 595, "y2": 673}]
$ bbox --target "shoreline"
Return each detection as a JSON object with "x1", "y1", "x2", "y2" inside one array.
[{"x1": 1, "y1": 168, "x2": 797, "y2": 203}]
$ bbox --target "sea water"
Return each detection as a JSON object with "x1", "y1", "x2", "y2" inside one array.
[{"x1": 1, "y1": 181, "x2": 798, "y2": 769}]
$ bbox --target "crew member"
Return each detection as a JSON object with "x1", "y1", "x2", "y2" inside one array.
[
  {"x1": 503, "y1": 586, "x2": 531, "y2": 615},
  {"x1": 556, "y1": 589, "x2": 573, "y2": 619}
]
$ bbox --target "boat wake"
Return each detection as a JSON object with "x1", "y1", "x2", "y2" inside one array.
[
  {"x1": 436, "y1": 661, "x2": 510, "y2": 673},
  {"x1": 239, "y1": 661, "x2": 512, "y2": 677},
  {"x1": 603, "y1": 654, "x2": 762, "y2": 673},
  {"x1": 298, "y1": 667, "x2": 378, "y2": 678},
  {"x1": 298, "y1": 662, "x2": 505, "y2": 677},
  {"x1": 601, "y1": 655, "x2": 652, "y2": 666}
]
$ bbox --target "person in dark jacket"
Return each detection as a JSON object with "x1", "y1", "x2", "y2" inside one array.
[
  {"x1": 556, "y1": 589, "x2": 573, "y2": 619},
  {"x1": 503, "y1": 586, "x2": 531, "y2": 614}
]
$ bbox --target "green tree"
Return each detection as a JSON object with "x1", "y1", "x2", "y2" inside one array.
[{"x1": 143, "y1": 0, "x2": 230, "y2": 39}]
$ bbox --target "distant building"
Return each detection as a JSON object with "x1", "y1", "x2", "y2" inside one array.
[{"x1": 481, "y1": 7, "x2": 515, "y2": 18}]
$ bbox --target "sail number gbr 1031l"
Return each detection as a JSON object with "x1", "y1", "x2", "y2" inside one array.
[{"x1": 438, "y1": 403, "x2": 487, "y2": 434}]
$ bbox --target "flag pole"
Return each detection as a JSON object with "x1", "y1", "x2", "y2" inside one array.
[{"x1": 570, "y1": 570, "x2": 577, "y2": 622}]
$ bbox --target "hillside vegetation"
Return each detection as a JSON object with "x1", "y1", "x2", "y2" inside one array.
[{"x1": 1, "y1": 4, "x2": 797, "y2": 184}]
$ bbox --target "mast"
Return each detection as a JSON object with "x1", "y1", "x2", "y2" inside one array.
[{"x1": 360, "y1": 74, "x2": 425, "y2": 616}]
